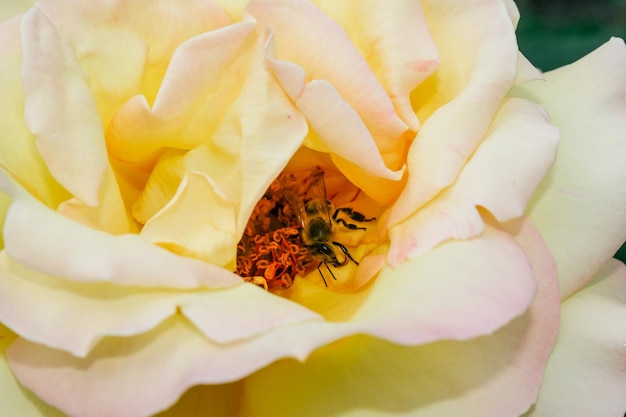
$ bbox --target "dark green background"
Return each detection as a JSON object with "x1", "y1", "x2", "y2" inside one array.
[{"x1": 514, "y1": 0, "x2": 626, "y2": 264}]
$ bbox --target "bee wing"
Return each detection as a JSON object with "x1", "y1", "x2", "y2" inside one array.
[
  {"x1": 301, "y1": 167, "x2": 332, "y2": 223},
  {"x1": 279, "y1": 172, "x2": 307, "y2": 228}
]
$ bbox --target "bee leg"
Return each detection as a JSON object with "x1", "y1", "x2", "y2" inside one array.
[
  {"x1": 332, "y1": 241, "x2": 359, "y2": 265},
  {"x1": 317, "y1": 261, "x2": 337, "y2": 287},
  {"x1": 332, "y1": 207, "x2": 376, "y2": 230},
  {"x1": 325, "y1": 261, "x2": 338, "y2": 281},
  {"x1": 334, "y1": 218, "x2": 366, "y2": 231}
]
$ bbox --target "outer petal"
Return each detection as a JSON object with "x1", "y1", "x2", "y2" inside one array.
[
  {"x1": 516, "y1": 38, "x2": 626, "y2": 298},
  {"x1": 525, "y1": 259, "x2": 626, "y2": 417},
  {"x1": 238, "y1": 216, "x2": 560, "y2": 417},
  {"x1": 0, "y1": 169, "x2": 241, "y2": 289},
  {"x1": 389, "y1": 0, "x2": 518, "y2": 226},
  {"x1": 21, "y1": 8, "x2": 108, "y2": 206},
  {"x1": 354, "y1": 222, "x2": 537, "y2": 345},
  {"x1": 0, "y1": 324, "x2": 66, "y2": 417}
]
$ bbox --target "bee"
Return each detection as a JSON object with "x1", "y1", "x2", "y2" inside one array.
[{"x1": 280, "y1": 167, "x2": 374, "y2": 286}]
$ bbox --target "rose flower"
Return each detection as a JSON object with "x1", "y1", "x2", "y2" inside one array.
[{"x1": 1, "y1": 1, "x2": 625, "y2": 416}]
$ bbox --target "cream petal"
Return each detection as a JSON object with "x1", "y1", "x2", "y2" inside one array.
[
  {"x1": 36, "y1": 0, "x2": 232, "y2": 125},
  {"x1": 524, "y1": 259, "x2": 626, "y2": 417},
  {"x1": 56, "y1": 168, "x2": 131, "y2": 234},
  {"x1": 247, "y1": 0, "x2": 409, "y2": 146},
  {"x1": 0, "y1": 324, "x2": 66, "y2": 417},
  {"x1": 141, "y1": 172, "x2": 237, "y2": 269},
  {"x1": 107, "y1": 22, "x2": 256, "y2": 167},
  {"x1": 132, "y1": 28, "x2": 308, "y2": 233},
  {"x1": 514, "y1": 52, "x2": 544, "y2": 86},
  {"x1": 390, "y1": 0, "x2": 518, "y2": 226},
  {"x1": 362, "y1": 223, "x2": 537, "y2": 344},
  {"x1": 516, "y1": 38, "x2": 626, "y2": 298},
  {"x1": 0, "y1": 251, "x2": 320, "y2": 357},
  {"x1": 311, "y1": 0, "x2": 439, "y2": 131},
  {"x1": 0, "y1": 15, "x2": 69, "y2": 207},
  {"x1": 0, "y1": 169, "x2": 240, "y2": 289},
  {"x1": 239, "y1": 216, "x2": 560, "y2": 417},
  {"x1": 0, "y1": 0, "x2": 34, "y2": 22},
  {"x1": 21, "y1": 8, "x2": 108, "y2": 206},
  {"x1": 387, "y1": 98, "x2": 558, "y2": 262}
]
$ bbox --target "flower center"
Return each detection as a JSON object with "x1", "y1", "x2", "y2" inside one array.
[{"x1": 236, "y1": 167, "x2": 372, "y2": 292}]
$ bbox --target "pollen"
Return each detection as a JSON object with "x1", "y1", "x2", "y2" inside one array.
[{"x1": 236, "y1": 176, "x2": 316, "y2": 290}]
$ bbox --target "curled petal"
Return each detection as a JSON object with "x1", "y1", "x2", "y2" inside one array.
[
  {"x1": 390, "y1": 0, "x2": 518, "y2": 226},
  {"x1": 311, "y1": 0, "x2": 439, "y2": 130},
  {"x1": 107, "y1": 22, "x2": 256, "y2": 167},
  {"x1": 388, "y1": 98, "x2": 558, "y2": 262},
  {"x1": 248, "y1": 0, "x2": 409, "y2": 146}
]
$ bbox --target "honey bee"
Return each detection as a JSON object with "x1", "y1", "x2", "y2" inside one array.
[{"x1": 280, "y1": 167, "x2": 374, "y2": 286}]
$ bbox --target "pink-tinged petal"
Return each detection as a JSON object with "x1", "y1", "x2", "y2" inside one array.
[
  {"x1": 312, "y1": 0, "x2": 439, "y2": 130},
  {"x1": 247, "y1": 0, "x2": 409, "y2": 147},
  {"x1": 0, "y1": 324, "x2": 66, "y2": 417},
  {"x1": 268, "y1": 58, "x2": 405, "y2": 204},
  {"x1": 107, "y1": 22, "x2": 255, "y2": 167},
  {"x1": 387, "y1": 98, "x2": 558, "y2": 263},
  {"x1": 21, "y1": 8, "x2": 108, "y2": 206},
  {"x1": 0, "y1": 169, "x2": 240, "y2": 289},
  {"x1": 0, "y1": 251, "x2": 319, "y2": 357},
  {"x1": 0, "y1": 15, "x2": 68, "y2": 207},
  {"x1": 517, "y1": 38, "x2": 626, "y2": 298},
  {"x1": 239, "y1": 216, "x2": 560, "y2": 417},
  {"x1": 362, "y1": 223, "x2": 537, "y2": 344},
  {"x1": 141, "y1": 173, "x2": 237, "y2": 270},
  {"x1": 294, "y1": 79, "x2": 404, "y2": 181},
  {"x1": 6, "y1": 318, "x2": 347, "y2": 417},
  {"x1": 525, "y1": 259, "x2": 626, "y2": 417},
  {"x1": 389, "y1": 0, "x2": 518, "y2": 226},
  {"x1": 4, "y1": 219, "x2": 558, "y2": 417}
]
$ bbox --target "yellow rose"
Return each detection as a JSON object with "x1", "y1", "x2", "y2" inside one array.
[{"x1": 1, "y1": 1, "x2": 625, "y2": 417}]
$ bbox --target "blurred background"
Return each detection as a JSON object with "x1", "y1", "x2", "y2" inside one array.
[{"x1": 514, "y1": 0, "x2": 626, "y2": 264}]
